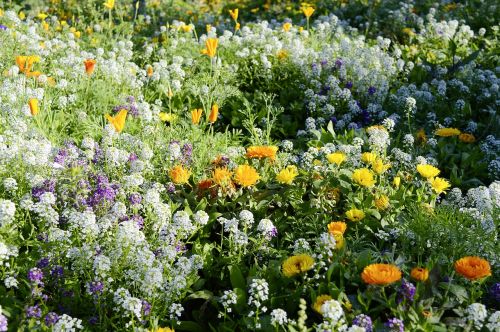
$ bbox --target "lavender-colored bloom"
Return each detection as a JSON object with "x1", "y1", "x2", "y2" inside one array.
[
  {"x1": 335, "y1": 58, "x2": 343, "y2": 68},
  {"x1": 368, "y1": 86, "x2": 377, "y2": 95},
  {"x1": 26, "y1": 305, "x2": 42, "y2": 318},
  {"x1": 385, "y1": 318, "x2": 404, "y2": 332},
  {"x1": 345, "y1": 81, "x2": 353, "y2": 89},
  {"x1": 0, "y1": 313, "x2": 7, "y2": 331},
  {"x1": 37, "y1": 258, "x2": 50, "y2": 269},
  {"x1": 142, "y1": 300, "x2": 152, "y2": 316},
  {"x1": 88, "y1": 175, "x2": 116, "y2": 206},
  {"x1": 129, "y1": 193, "x2": 142, "y2": 205},
  {"x1": 182, "y1": 143, "x2": 193, "y2": 163},
  {"x1": 50, "y1": 266, "x2": 64, "y2": 279},
  {"x1": 28, "y1": 268, "x2": 44, "y2": 284},
  {"x1": 352, "y1": 314, "x2": 372, "y2": 332},
  {"x1": 87, "y1": 281, "x2": 104, "y2": 296},
  {"x1": 131, "y1": 214, "x2": 144, "y2": 229},
  {"x1": 32, "y1": 179, "x2": 57, "y2": 201},
  {"x1": 44, "y1": 312, "x2": 59, "y2": 326},
  {"x1": 320, "y1": 59, "x2": 328, "y2": 66},
  {"x1": 128, "y1": 153, "x2": 138, "y2": 162},
  {"x1": 37, "y1": 233, "x2": 49, "y2": 242},
  {"x1": 398, "y1": 279, "x2": 416, "y2": 303},
  {"x1": 54, "y1": 149, "x2": 68, "y2": 165},
  {"x1": 166, "y1": 182, "x2": 176, "y2": 193},
  {"x1": 490, "y1": 282, "x2": 500, "y2": 303},
  {"x1": 0, "y1": 25, "x2": 8, "y2": 31},
  {"x1": 89, "y1": 316, "x2": 99, "y2": 325}
]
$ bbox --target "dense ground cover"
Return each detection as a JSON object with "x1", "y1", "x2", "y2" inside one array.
[{"x1": 0, "y1": 0, "x2": 499, "y2": 331}]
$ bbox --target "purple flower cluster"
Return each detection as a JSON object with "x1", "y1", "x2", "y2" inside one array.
[
  {"x1": 352, "y1": 314, "x2": 373, "y2": 332},
  {"x1": 385, "y1": 318, "x2": 404, "y2": 332},
  {"x1": 113, "y1": 96, "x2": 139, "y2": 117},
  {"x1": 88, "y1": 175, "x2": 117, "y2": 207},
  {"x1": 28, "y1": 267, "x2": 44, "y2": 285},
  {"x1": 44, "y1": 312, "x2": 59, "y2": 326},
  {"x1": 0, "y1": 313, "x2": 7, "y2": 332},
  {"x1": 26, "y1": 305, "x2": 42, "y2": 319},
  {"x1": 87, "y1": 281, "x2": 104, "y2": 297},
  {"x1": 397, "y1": 279, "x2": 416, "y2": 303},
  {"x1": 32, "y1": 179, "x2": 56, "y2": 201}
]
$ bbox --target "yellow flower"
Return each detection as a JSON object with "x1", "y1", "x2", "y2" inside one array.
[
  {"x1": 37, "y1": 13, "x2": 48, "y2": 20},
  {"x1": 458, "y1": 133, "x2": 476, "y2": 143},
  {"x1": 346, "y1": 208, "x2": 365, "y2": 222},
  {"x1": 246, "y1": 146, "x2": 279, "y2": 161},
  {"x1": 416, "y1": 164, "x2": 440, "y2": 178},
  {"x1": 402, "y1": 27, "x2": 415, "y2": 36},
  {"x1": 103, "y1": 0, "x2": 115, "y2": 9},
  {"x1": 235, "y1": 23, "x2": 241, "y2": 31},
  {"x1": 371, "y1": 158, "x2": 391, "y2": 174},
  {"x1": 181, "y1": 24, "x2": 192, "y2": 33},
  {"x1": 105, "y1": 109, "x2": 127, "y2": 133},
  {"x1": 410, "y1": 267, "x2": 429, "y2": 282},
  {"x1": 18, "y1": 11, "x2": 26, "y2": 20},
  {"x1": 229, "y1": 8, "x2": 239, "y2": 21},
  {"x1": 169, "y1": 165, "x2": 191, "y2": 185},
  {"x1": 326, "y1": 152, "x2": 346, "y2": 166},
  {"x1": 206, "y1": 24, "x2": 212, "y2": 33},
  {"x1": 277, "y1": 49, "x2": 288, "y2": 60},
  {"x1": 209, "y1": 104, "x2": 218, "y2": 123},
  {"x1": 352, "y1": 168, "x2": 375, "y2": 187},
  {"x1": 361, "y1": 264, "x2": 402, "y2": 285},
  {"x1": 327, "y1": 222, "x2": 347, "y2": 235},
  {"x1": 146, "y1": 65, "x2": 153, "y2": 77},
  {"x1": 150, "y1": 328, "x2": 175, "y2": 332},
  {"x1": 374, "y1": 195, "x2": 390, "y2": 210},
  {"x1": 416, "y1": 128, "x2": 427, "y2": 145},
  {"x1": 454, "y1": 256, "x2": 491, "y2": 281},
  {"x1": 393, "y1": 176, "x2": 401, "y2": 188},
  {"x1": 212, "y1": 167, "x2": 232, "y2": 186},
  {"x1": 282, "y1": 254, "x2": 315, "y2": 277},
  {"x1": 313, "y1": 295, "x2": 332, "y2": 314},
  {"x1": 159, "y1": 112, "x2": 177, "y2": 123},
  {"x1": 204, "y1": 38, "x2": 218, "y2": 58},
  {"x1": 435, "y1": 128, "x2": 461, "y2": 137},
  {"x1": 302, "y1": 6, "x2": 315, "y2": 18},
  {"x1": 429, "y1": 177, "x2": 451, "y2": 194},
  {"x1": 191, "y1": 109, "x2": 203, "y2": 125},
  {"x1": 28, "y1": 98, "x2": 39, "y2": 116},
  {"x1": 361, "y1": 152, "x2": 377, "y2": 163},
  {"x1": 283, "y1": 22, "x2": 292, "y2": 32},
  {"x1": 333, "y1": 233, "x2": 345, "y2": 249},
  {"x1": 234, "y1": 165, "x2": 260, "y2": 187},
  {"x1": 276, "y1": 165, "x2": 299, "y2": 185}
]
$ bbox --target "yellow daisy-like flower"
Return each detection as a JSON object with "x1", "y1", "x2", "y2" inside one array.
[
  {"x1": 371, "y1": 158, "x2": 391, "y2": 174},
  {"x1": 313, "y1": 295, "x2": 332, "y2": 314},
  {"x1": 416, "y1": 164, "x2": 440, "y2": 178},
  {"x1": 429, "y1": 177, "x2": 451, "y2": 194},
  {"x1": 276, "y1": 165, "x2": 299, "y2": 185},
  {"x1": 458, "y1": 133, "x2": 476, "y2": 143},
  {"x1": 435, "y1": 128, "x2": 461, "y2": 137},
  {"x1": 150, "y1": 328, "x2": 175, "y2": 332},
  {"x1": 326, "y1": 152, "x2": 346, "y2": 166},
  {"x1": 212, "y1": 167, "x2": 232, "y2": 186},
  {"x1": 246, "y1": 146, "x2": 279, "y2": 160},
  {"x1": 361, "y1": 152, "x2": 377, "y2": 164},
  {"x1": 352, "y1": 168, "x2": 376, "y2": 187},
  {"x1": 346, "y1": 208, "x2": 365, "y2": 222},
  {"x1": 234, "y1": 165, "x2": 260, "y2": 187},
  {"x1": 169, "y1": 165, "x2": 191, "y2": 185},
  {"x1": 327, "y1": 221, "x2": 347, "y2": 235},
  {"x1": 282, "y1": 254, "x2": 315, "y2": 277},
  {"x1": 393, "y1": 176, "x2": 401, "y2": 188},
  {"x1": 374, "y1": 195, "x2": 390, "y2": 210}
]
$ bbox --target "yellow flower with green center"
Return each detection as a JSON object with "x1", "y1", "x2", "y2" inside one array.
[
  {"x1": 429, "y1": 177, "x2": 451, "y2": 194},
  {"x1": 346, "y1": 208, "x2": 365, "y2": 221},
  {"x1": 276, "y1": 165, "x2": 299, "y2": 185},
  {"x1": 282, "y1": 254, "x2": 315, "y2": 277},
  {"x1": 416, "y1": 164, "x2": 440, "y2": 178},
  {"x1": 435, "y1": 128, "x2": 461, "y2": 137},
  {"x1": 352, "y1": 168, "x2": 375, "y2": 187},
  {"x1": 326, "y1": 152, "x2": 346, "y2": 166}
]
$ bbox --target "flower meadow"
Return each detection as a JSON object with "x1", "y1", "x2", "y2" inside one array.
[{"x1": 0, "y1": 0, "x2": 499, "y2": 331}]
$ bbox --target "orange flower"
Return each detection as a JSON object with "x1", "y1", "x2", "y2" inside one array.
[
  {"x1": 454, "y1": 256, "x2": 491, "y2": 281},
  {"x1": 361, "y1": 264, "x2": 402, "y2": 285},
  {"x1": 229, "y1": 8, "x2": 239, "y2": 21},
  {"x1": 197, "y1": 179, "x2": 214, "y2": 191},
  {"x1": 458, "y1": 133, "x2": 476, "y2": 143},
  {"x1": 191, "y1": 108, "x2": 203, "y2": 125},
  {"x1": 28, "y1": 98, "x2": 39, "y2": 116},
  {"x1": 84, "y1": 59, "x2": 96, "y2": 75},
  {"x1": 212, "y1": 167, "x2": 232, "y2": 186},
  {"x1": 169, "y1": 165, "x2": 191, "y2": 185},
  {"x1": 302, "y1": 6, "x2": 315, "y2": 18},
  {"x1": 16, "y1": 55, "x2": 40, "y2": 74},
  {"x1": 234, "y1": 165, "x2": 260, "y2": 187},
  {"x1": 105, "y1": 109, "x2": 128, "y2": 133},
  {"x1": 327, "y1": 221, "x2": 347, "y2": 235},
  {"x1": 204, "y1": 38, "x2": 218, "y2": 58},
  {"x1": 410, "y1": 267, "x2": 429, "y2": 282},
  {"x1": 246, "y1": 146, "x2": 278, "y2": 160},
  {"x1": 209, "y1": 104, "x2": 219, "y2": 123},
  {"x1": 146, "y1": 65, "x2": 154, "y2": 77}
]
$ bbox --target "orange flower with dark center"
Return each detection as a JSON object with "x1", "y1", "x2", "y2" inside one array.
[
  {"x1": 361, "y1": 264, "x2": 402, "y2": 285},
  {"x1": 410, "y1": 267, "x2": 429, "y2": 282},
  {"x1": 84, "y1": 59, "x2": 96, "y2": 75},
  {"x1": 454, "y1": 256, "x2": 491, "y2": 280},
  {"x1": 246, "y1": 146, "x2": 278, "y2": 161}
]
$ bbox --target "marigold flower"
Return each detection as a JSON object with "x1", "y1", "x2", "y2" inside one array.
[
  {"x1": 454, "y1": 256, "x2": 491, "y2": 280},
  {"x1": 346, "y1": 208, "x2": 365, "y2": 222},
  {"x1": 302, "y1": 6, "x2": 315, "y2": 18},
  {"x1": 327, "y1": 221, "x2": 347, "y2": 235},
  {"x1": 458, "y1": 133, "x2": 476, "y2": 143},
  {"x1": 191, "y1": 108, "x2": 203, "y2": 125},
  {"x1": 246, "y1": 146, "x2": 278, "y2": 160},
  {"x1": 326, "y1": 152, "x2": 346, "y2": 166},
  {"x1": 169, "y1": 165, "x2": 191, "y2": 185},
  {"x1": 361, "y1": 152, "x2": 377, "y2": 163},
  {"x1": 105, "y1": 109, "x2": 127, "y2": 133},
  {"x1": 416, "y1": 164, "x2": 440, "y2": 178},
  {"x1": 410, "y1": 267, "x2": 429, "y2": 282},
  {"x1": 84, "y1": 59, "x2": 96, "y2": 75},
  {"x1": 435, "y1": 128, "x2": 461, "y2": 137},
  {"x1": 28, "y1": 98, "x2": 39, "y2": 116},
  {"x1": 276, "y1": 165, "x2": 299, "y2": 185},
  {"x1": 234, "y1": 165, "x2": 260, "y2": 187},
  {"x1": 429, "y1": 177, "x2": 450, "y2": 194},
  {"x1": 374, "y1": 195, "x2": 390, "y2": 210},
  {"x1": 352, "y1": 168, "x2": 376, "y2": 187},
  {"x1": 313, "y1": 295, "x2": 332, "y2": 313},
  {"x1": 228, "y1": 8, "x2": 238, "y2": 21},
  {"x1": 209, "y1": 104, "x2": 218, "y2": 123},
  {"x1": 282, "y1": 254, "x2": 315, "y2": 277},
  {"x1": 372, "y1": 158, "x2": 391, "y2": 174},
  {"x1": 204, "y1": 38, "x2": 218, "y2": 58},
  {"x1": 361, "y1": 264, "x2": 402, "y2": 285},
  {"x1": 103, "y1": 0, "x2": 115, "y2": 9},
  {"x1": 283, "y1": 22, "x2": 292, "y2": 32},
  {"x1": 212, "y1": 167, "x2": 232, "y2": 186}
]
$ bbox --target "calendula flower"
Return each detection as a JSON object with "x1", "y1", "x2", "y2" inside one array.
[
  {"x1": 328, "y1": 222, "x2": 347, "y2": 235},
  {"x1": 302, "y1": 6, "x2": 315, "y2": 18},
  {"x1": 361, "y1": 264, "x2": 402, "y2": 285},
  {"x1": 105, "y1": 109, "x2": 127, "y2": 133},
  {"x1": 416, "y1": 164, "x2": 440, "y2": 178},
  {"x1": 212, "y1": 167, "x2": 232, "y2": 186},
  {"x1": 352, "y1": 168, "x2": 376, "y2": 187},
  {"x1": 458, "y1": 133, "x2": 476, "y2": 143},
  {"x1": 150, "y1": 328, "x2": 175, "y2": 332},
  {"x1": 326, "y1": 152, "x2": 346, "y2": 166},
  {"x1": 28, "y1": 98, "x2": 39, "y2": 116},
  {"x1": 410, "y1": 267, "x2": 429, "y2": 282},
  {"x1": 228, "y1": 8, "x2": 238, "y2": 21},
  {"x1": 374, "y1": 195, "x2": 390, "y2": 210},
  {"x1": 204, "y1": 38, "x2": 218, "y2": 58},
  {"x1": 346, "y1": 208, "x2": 365, "y2": 222},
  {"x1": 372, "y1": 159, "x2": 391, "y2": 174},
  {"x1": 283, "y1": 22, "x2": 292, "y2": 32},
  {"x1": 276, "y1": 165, "x2": 299, "y2": 185},
  {"x1": 169, "y1": 165, "x2": 191, "y2": 185},
  {"x1": 103, "y1": 0, "x2": 115, "y2": 9},
  {"x1": 84, "y1": 59, "x2": 96, "y2": 75},
  {"x1": 246, "y1": 146, "x2": 279, "y2": 160},
  {"x1": 313, "y1": 295, "x2": 332, "y2": 314},
  {"x1": 282, "y1": 254, "x2": 315, "y2": 277},
  {"x1": 429, "y1": 177, "x2": 451, "y2": 194},
  {"x1": 454, "y1": 257, "x2": 491, "y2": 280},
  {"x1": 209, "y1": 104, "x2": 218, "y2": 123},
  {"x1": 234, "y1": 165, "x2": 260, "y2": 187},
  {"x1": 435, "y1": 128, "x2": 461, "y2": 137},
  {"x1": 191, "y1": 109, "x2": 203, "y2": 125},
  {"x1": 361, "y1": 152, "x2": 377, "y2": 163}
]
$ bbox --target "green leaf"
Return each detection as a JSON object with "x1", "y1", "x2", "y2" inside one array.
[
  {"x1": 229, "y1": 265, "x2": 246, "y2": 289},
  {"x1": 176, "y1": 321, "x2": 204, "y2": 332},
  {"x1": 186, "y1": 290, "x2": 213, "y2": 301}
]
